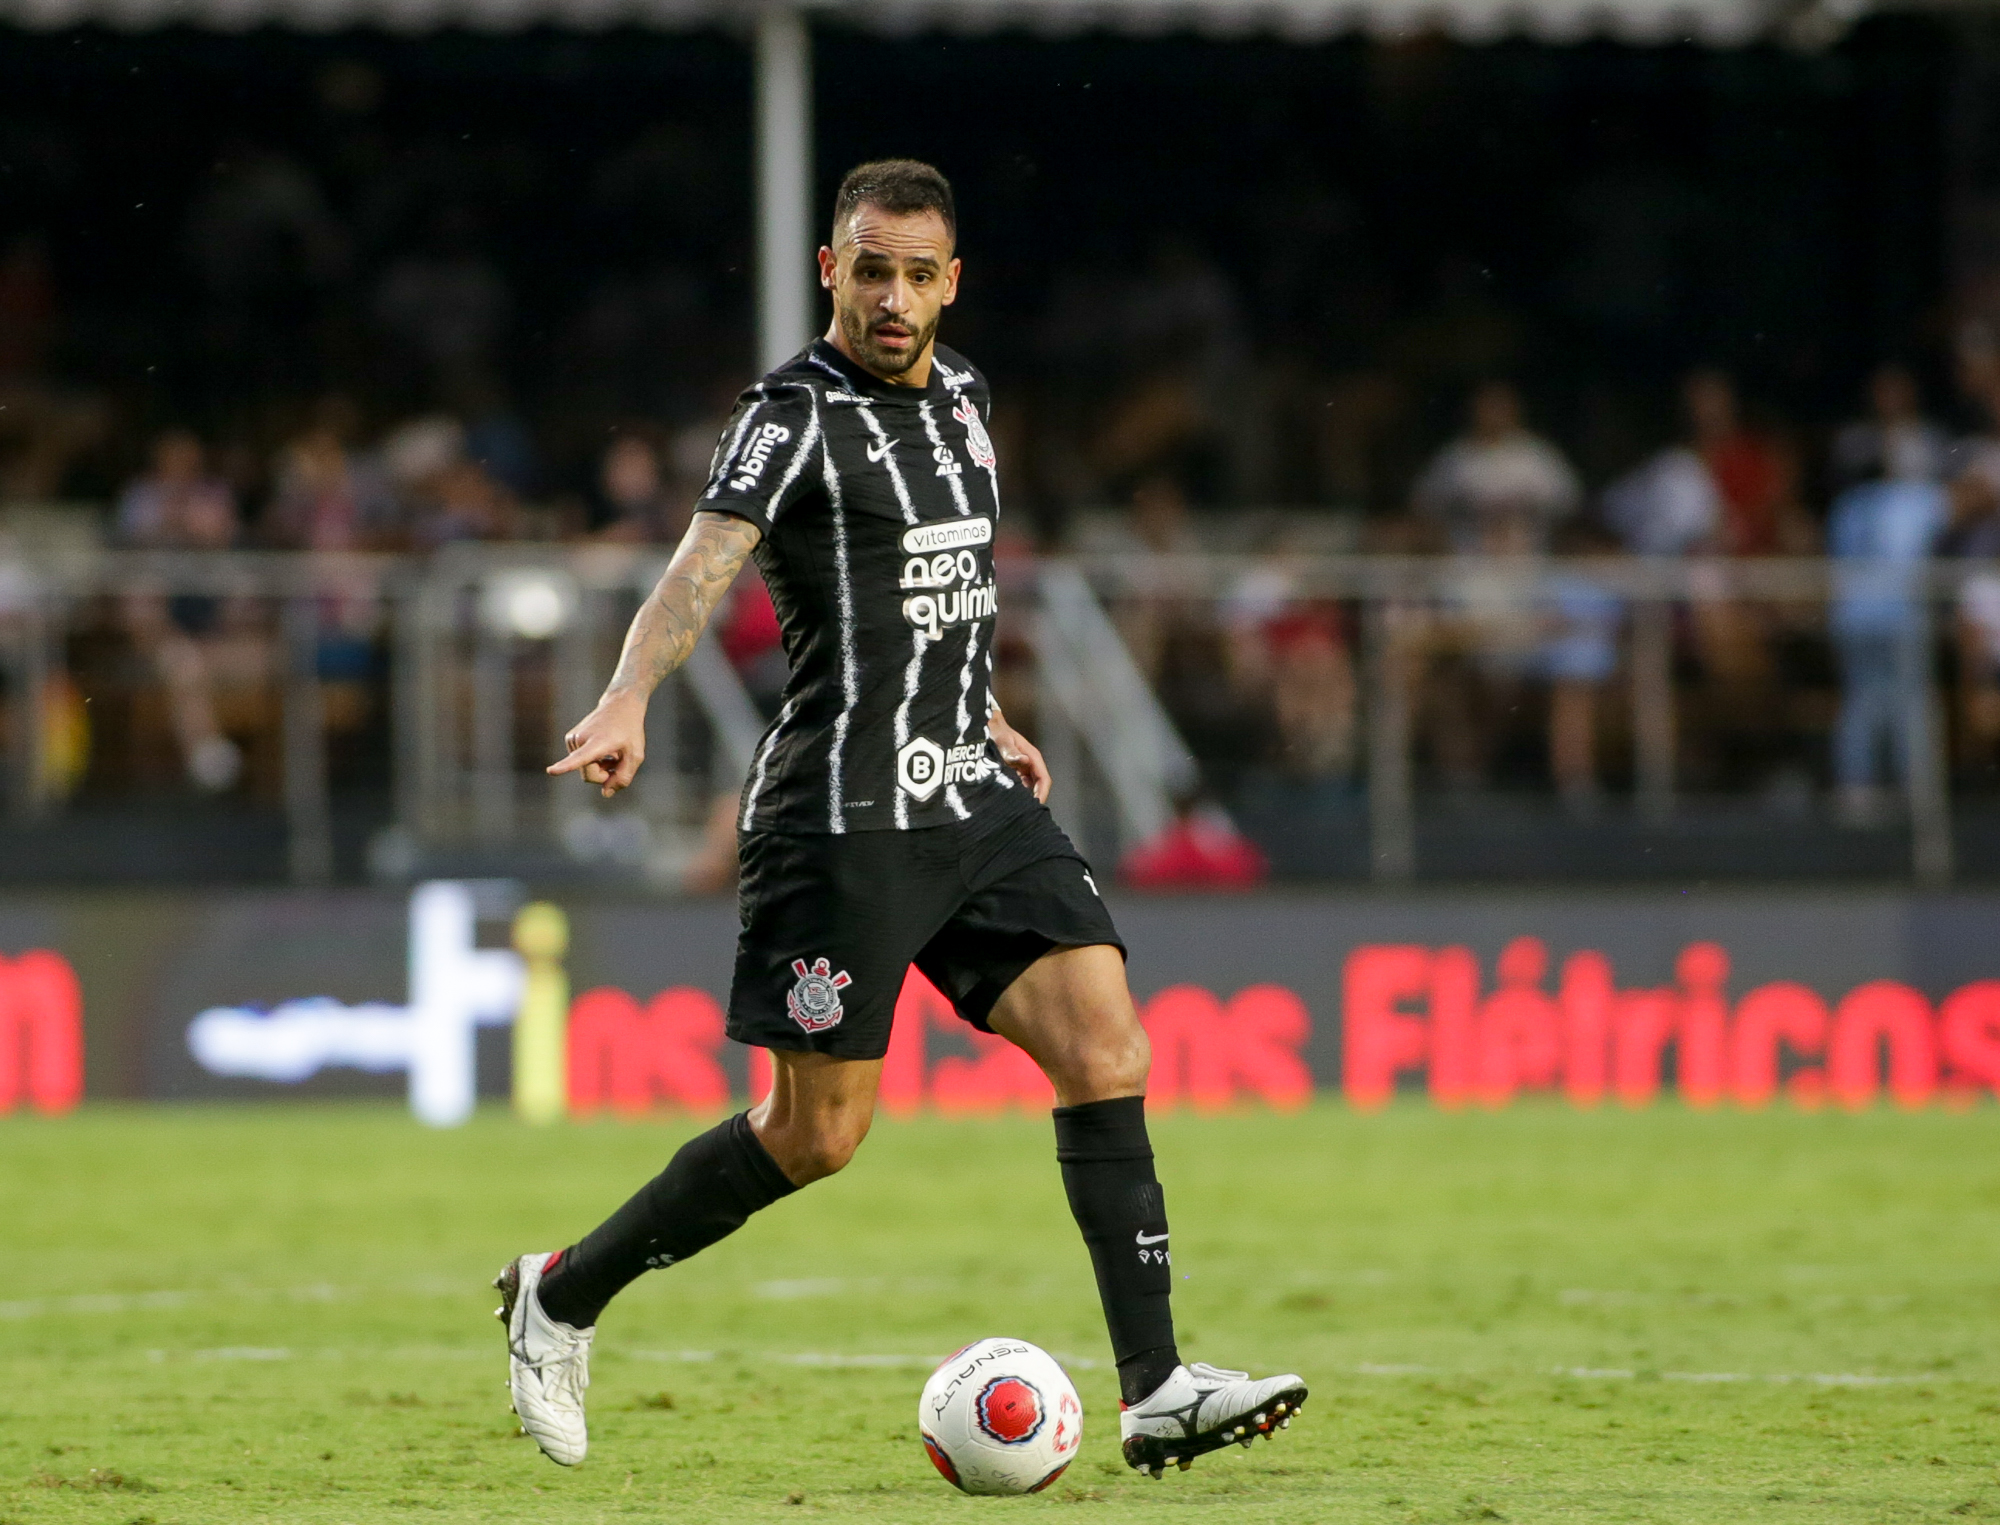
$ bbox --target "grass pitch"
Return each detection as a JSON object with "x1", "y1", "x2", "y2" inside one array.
[{"x1": 3, "y1": 1103, "x2": 1999, "y2": 1523}]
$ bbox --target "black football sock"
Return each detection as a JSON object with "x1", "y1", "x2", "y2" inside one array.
[
  {"x1": 537, "y1": 1111, "x2": 797, "y2": 1329},
  {"x1": 1053, "y1": 1096, "x2": 1182, "y2": 1405}
]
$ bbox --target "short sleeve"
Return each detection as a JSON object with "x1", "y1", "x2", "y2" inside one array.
[{"x1": 698, "y1": 384, "x2": 822, "y2": 533}]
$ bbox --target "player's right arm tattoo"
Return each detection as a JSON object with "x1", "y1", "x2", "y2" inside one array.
[{"x1": 602, "y1": 511, "x2": 764, "y2": 701}]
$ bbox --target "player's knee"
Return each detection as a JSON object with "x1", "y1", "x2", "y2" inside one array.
[
  {"x1": 1101, "y1": 1020, "x2": 1151, "y2": 1094},
  {"x1": 774, "y1": 1113, "x2": 871, "y2": 1185},
  {"x1": 1070, "y1": 1014, "x2": 1150, "y2": 1100},
  {"x1": 792, "y1": 1136, "x2": 861, "y2": 1184}
]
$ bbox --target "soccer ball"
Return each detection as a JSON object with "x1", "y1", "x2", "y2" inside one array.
[{"x1": 918, "y1": 1337, "x2": 1083, "y2": 1495}]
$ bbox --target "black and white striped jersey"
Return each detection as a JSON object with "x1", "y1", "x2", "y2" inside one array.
[{"x1": 702, "y1": 338, "x2": 1016, "y2": 835}]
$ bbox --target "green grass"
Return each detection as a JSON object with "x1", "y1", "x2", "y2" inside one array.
[{"x1": 4, "y1": 1103, "x2": 2000, "y2": 1522}]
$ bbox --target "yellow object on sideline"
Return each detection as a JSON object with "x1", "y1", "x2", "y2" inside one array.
[{"x1": 511, "y1": 901, "x2": 570, "y2": 1124}]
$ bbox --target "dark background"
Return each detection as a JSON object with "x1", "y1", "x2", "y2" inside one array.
[{"x1": 0, "y1": 16, "x2": 1961, "y2": 517}]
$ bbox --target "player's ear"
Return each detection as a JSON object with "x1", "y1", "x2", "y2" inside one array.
[
  {"x1": 942, "y1": 257, "x2": 961, "y2": 306},
  {"x1": 817, "y1": 246, "x2": 838, "y2": 289}
]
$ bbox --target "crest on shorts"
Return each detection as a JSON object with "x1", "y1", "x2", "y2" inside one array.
[
  {"x1": 787, "y1": 957, "x2": 853, "y2": 1033},
  {"x1": 953, "y1": 395, "x2": 997, "y2": 470}
]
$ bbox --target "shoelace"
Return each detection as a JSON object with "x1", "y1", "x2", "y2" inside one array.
[{"x1": 517, "y1": 1328, "x2": 593, "y2": 1396}]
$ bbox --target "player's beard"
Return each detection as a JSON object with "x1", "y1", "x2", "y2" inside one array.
[{"x1": 840, "y1": 302, "x2": 939, "y2": 379}]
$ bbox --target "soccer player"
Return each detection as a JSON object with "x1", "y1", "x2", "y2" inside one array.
[{"x1": 497, "y1": 159, "x2": 1306, "y2": 1479}]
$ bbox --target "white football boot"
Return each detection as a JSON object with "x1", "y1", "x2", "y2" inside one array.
[
  {"x1": 1120, "y1": 1362, "x2": 1308, "y2": 1477},
  {"x1": 493, "y1": 1252, "x2": 593, "y2": 1467}
]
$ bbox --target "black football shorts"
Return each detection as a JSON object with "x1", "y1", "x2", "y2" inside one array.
[{"x1": 726, "y1": 787, "x2": 1124, "y2": 1060}]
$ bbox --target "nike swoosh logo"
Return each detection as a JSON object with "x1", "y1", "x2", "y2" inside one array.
[
  {"x1": 867, "y1": 439, "x2": 895, "y2": 462},
  {"x1": 1135, "y1": 1231, "x2": 1169, "y2": 1246}
]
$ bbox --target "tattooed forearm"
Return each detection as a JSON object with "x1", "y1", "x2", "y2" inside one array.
[{"x1": 602, "y1": 511, "x2": 763, "y2": 701}]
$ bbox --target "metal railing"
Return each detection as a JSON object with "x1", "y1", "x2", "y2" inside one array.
[{"x1": 0, "y1": 546, "x2": 1992, "y2": 886}]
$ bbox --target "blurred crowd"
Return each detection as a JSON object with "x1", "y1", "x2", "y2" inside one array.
[
  {"x1": 6, "y1": 157, "x2": 2000, "y2": 825},
  {"x1": 1072, "y1": 344, "x2": 2000, "y2": 828},
  {"x1": 11, "y1": 312, "x2": 2000, "y2": 827}
]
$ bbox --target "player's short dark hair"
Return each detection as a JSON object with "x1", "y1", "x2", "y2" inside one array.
[{"x1": 832, "y1": 160, "x2": 956, "y2": 248}]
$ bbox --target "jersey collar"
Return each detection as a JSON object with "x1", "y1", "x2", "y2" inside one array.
[{"x1": 807, "y1": 337, "x2": 951, "y2": 403}]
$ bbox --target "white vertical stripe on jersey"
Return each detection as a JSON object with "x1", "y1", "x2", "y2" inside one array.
[
  {"x1": 702, "y1": 396, "x2": 765, "y2": 499},
  {"x1": 761, "y1": 392, "x2": 822, "y2": 522},
  {"x1": 923, "y1": 399, "x2": 982, "y2": 819},
  {"x1": 917, "y1": 401, "x2": 972, "y2": 517},
  {"x1": 942, "y1": 627, "x2": 973, "y2": 819},
  {"x1": 893, "y1": 629, "x2": 933, "y2": 830},
  {"x1": 740, "y1": 695, "x2": 799, "y2": 831},
  {"x1": 853, "y1": 403, "x2": 931, "y2": 829},
  {"x1": 822, "y1": 425, "x2": 860, "y2": 833}
]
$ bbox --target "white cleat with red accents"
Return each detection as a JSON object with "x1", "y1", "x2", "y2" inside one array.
[
  {"x1": 1120, "y1": 1362, "x2": 1308, "y2": 1478},
  {"x1": 493, "y1": 1252, "x2": 593, "y2": 1467}
]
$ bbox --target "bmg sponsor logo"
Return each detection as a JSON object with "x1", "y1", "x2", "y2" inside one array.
[{"x1": 727, "y1": 421, "x2": 792, "y2": 494}]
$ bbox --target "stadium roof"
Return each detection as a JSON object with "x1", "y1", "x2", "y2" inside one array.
[{"x1": 0, "y1": 0, "x2": 1801, "y2": 46}]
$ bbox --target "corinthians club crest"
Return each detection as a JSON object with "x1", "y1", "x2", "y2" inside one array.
[
  {"x1": 953, "y1": 394, "x2": 996, "y2": 471},
  {"x1": 787, "y1": 957, "x2": 853, "y2": 1033}
]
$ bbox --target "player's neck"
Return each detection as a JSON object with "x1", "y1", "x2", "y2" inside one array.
[{"x1": 823, "y1": 323, "x2": 934, "y2": 390}]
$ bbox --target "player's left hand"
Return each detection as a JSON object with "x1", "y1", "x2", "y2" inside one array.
[{"x1": 989, "y1": 707, "x2": 1051, "y2": 804}]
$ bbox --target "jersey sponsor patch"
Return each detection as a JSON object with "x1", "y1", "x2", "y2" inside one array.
[
  {"x1": 897, "y1": 736, "x2": 946, "y2": 801},
  {"x1": 786, "y1": 957, "x2": 852, "y2": 1033},
  {"x1": 901, "y1": 517, "x2": 992, "y2": 554},
  {"x1": 729, "y1": 421, "x2": 793, "y2": 493},
  {"x1": 898, "y1": 736, "x2": 996, "y2": 800}
]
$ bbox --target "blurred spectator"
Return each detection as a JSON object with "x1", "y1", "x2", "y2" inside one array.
[
  {"x1": 1413, "y1": 381, "x2": 1579, "y2": 554},
  {"x1": 1221, "y1": 547, "x2": 1356, "y2": 785},
  {"x1": 264, "y1": 418, "x2": 394, "y2": 730},
  {"x1": 1410, "y1": 384, "x2": 1581, "y2": 792},
  {"x1": 459, "y1": 382, "x2": 540, "y2": 502},
  {"x1": 1954, "y1": 372, "x2": 2000, "y2": 507},
  {"x1": 594, "y1": 431, "x2": 686, "y2": 544},
  {"x1": 1602, "y1": 442, "x2": 1721, "y2": 556},
  {"x1": 1945, "y1": 469, "x2": 2000, "y2": 774},
  {"x1": 117, "y1": 430, "x2": 236, "y2": 550},
  {"x1": 375, "y1": 414, "x2": 517, "y2": 545},
  {"x1": 1423, "y1": 521, "x2": 1620, "y2": 803},
  {"x1": 1095, "y1": 473, "x2": 1206, "y2": 684},
  {"x1": 114, "y1": 432, "x2": 257, "y2": 793},
  {"x1": 1831, "y1": 364, "x2": 1951, "y2": 490},
  {"x1": 1685, "y1": 368, "x2": 1787, "y2": 556},
  {"x1": 415, "y1": 459, "x2": 517, "y2": 547},
  {"x1": 1826, "y1": 467, "x2": 1948, "y2": 822},
  {"x1": 1537, "y1": 522, "x2": 1625, "y2": 810},
  {"x1": 266, "y1": 423, "x2": 399, "y2": 551},
  {"x1": 1266, "y1": 614, "x2": 1355, "y2": 784}
]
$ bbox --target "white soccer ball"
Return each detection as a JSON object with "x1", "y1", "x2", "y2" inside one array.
[{"x1": 918, "y1": 1337, "x2": 1083, "y2": 1496}]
